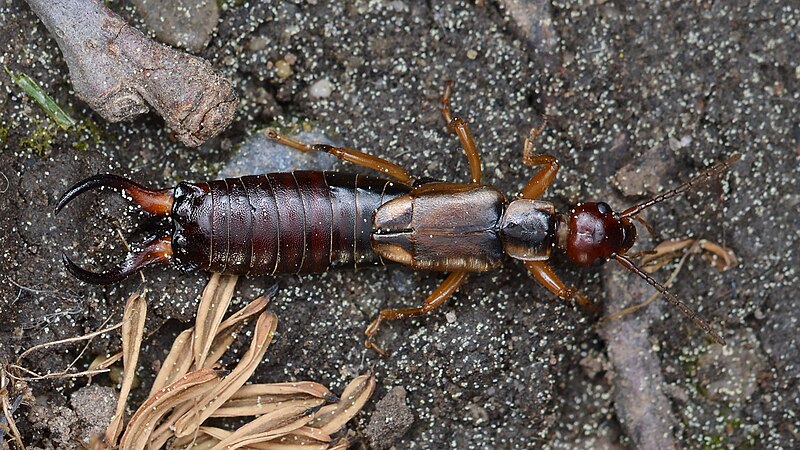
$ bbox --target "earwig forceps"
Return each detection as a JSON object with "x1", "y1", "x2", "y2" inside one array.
[{"x1": 54, "y1": 174, "x2": 175, "y2": 285}]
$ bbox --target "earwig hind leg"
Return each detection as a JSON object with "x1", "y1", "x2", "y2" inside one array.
[
  {"x1": 365, "y1": 271, "x2": 468, "y2": 356},
  {"x1": 265, "y1": 128, "x2": 412, "y2": 184},
  {"x1": 519, "y1": 125, "x2": 560, "y2": 200},
  {"x1": 524, "y1": 260, "x2": 600, "y2": 314},
  {"x1": 440, "y1": 81, "x2": 482, "y2": 184}
]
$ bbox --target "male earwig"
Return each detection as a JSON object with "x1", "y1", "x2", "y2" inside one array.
[{"x1": 56, "y1": 82, "x2": 739, "y2": 354}]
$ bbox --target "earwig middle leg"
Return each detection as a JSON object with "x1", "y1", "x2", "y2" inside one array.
[
  {"x1": 524, "y1": 261, "x2": 600, "y2": 314},
  {"x1": 365, "y1": 271, "x2": 468, "y2": 356},
  {"x1": 441, "y1": 81, "x2": 482, "y2": 184},
  {"x1": 519, "y1": 125, "x2": 560, "y2": 200},
  {"x1": 265, "y1": 129, "x2": 412, "y2": 184}
]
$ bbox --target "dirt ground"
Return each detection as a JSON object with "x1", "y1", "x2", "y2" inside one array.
[{"x1": 1, "y1": 0, "x2": 798, "y2": 449}]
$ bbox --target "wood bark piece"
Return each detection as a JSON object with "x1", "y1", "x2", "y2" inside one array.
[
  {"x1": 601, "y1": 265, "x2": 679, "y2": 450},
  {"x1": 25, "y1": 0, "x2": 237, "y2": 147}
]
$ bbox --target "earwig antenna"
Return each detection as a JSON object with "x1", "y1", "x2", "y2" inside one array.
[
  {"x1": 620, "y1": 153, "x2": 740, "y2": 219},
  {"x1": 612, "y1": 253, "x2": 726, "y2": 345}
]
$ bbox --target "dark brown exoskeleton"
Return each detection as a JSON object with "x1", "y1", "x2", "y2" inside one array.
[
  {"x1": 55, "y1": 171, "x2": 412, "y2": 282},
  {"x1": 56, "y1": 82, "x2": 739, "y2": 355}
]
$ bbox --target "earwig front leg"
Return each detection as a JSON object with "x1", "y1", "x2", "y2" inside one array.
[
  {"x1": 265, "y1": 129, "x2": 412, "y2": 184},
  {"x1": 524, "y1": 261, "x2": 600, "y2": 314},
  {"x1": 441, "y1": 81, "x2": 483, "y2": 184},
  {"x1": 365, "y1": 271, "x2": 468, "y2": 356},
  {"x1": 519, "y1": 125, "x2": 560, "y2": 200}
]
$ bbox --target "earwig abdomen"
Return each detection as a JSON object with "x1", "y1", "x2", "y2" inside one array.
[{"x1": 171, "y1": 171, "x2": 410, "y2": 276}]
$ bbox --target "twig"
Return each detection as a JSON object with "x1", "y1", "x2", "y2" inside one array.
[
  {"x1": 17, "y1": 319, "x2": 121, "y2": 362},
  {"x1": 24, "y1": 0, "x2": 237, "y2": 147}
]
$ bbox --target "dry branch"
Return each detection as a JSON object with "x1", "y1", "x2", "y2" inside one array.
[{"x1": 25, "y1": 0, "x2": 237, "y2": 146}]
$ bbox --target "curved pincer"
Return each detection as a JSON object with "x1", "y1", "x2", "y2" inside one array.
[
  {"x1": 56, "y1": 174, "x2": 176, "y2": 284},
  {"x1": 55, "y1": 174, "x2": 174, "y2": 216},
  {"x1": 62, "y1": 236, "x2": 173, "y2": 285}
]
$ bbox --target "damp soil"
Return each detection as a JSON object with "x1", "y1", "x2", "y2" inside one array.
[{"x1": 1, "y1": 1, "x2": 798, "y2": 449}]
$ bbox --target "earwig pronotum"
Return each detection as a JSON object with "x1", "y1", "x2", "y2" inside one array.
[{"x1": 56, "y1": 82, "x2": 739, "y2": 355}]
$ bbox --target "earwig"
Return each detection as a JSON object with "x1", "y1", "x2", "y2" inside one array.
[
  {"x1": 56, "y1": 82, "x2": 739, "y2": 355},
  {"x1": 55, "y1": 172, "x2": 411, "y2": 284}
]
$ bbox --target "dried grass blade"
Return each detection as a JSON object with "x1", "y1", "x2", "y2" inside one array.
[
  {"x1": 106, "y1": 291, "x2": 147, "y2": 447},
  {"x1": 149, "y1": 329, "x2": 194, "y2": 396},
  {"x1": 289, "y1": 425, "x2": 333, "y2": 442},
  {"x1": 119, "y1": 368, "x2": 222, "y2": 450},
  {"x1": 230, "y1": 381, "x2": 336, "y2": 402},
  {"x1": 1, "y1": 392, "x2": 25, "y2": 450},
  {"x1": 148, "y1": 400, "x2": 206, "y2": 450},
  {"x1": 209, "y1": 403, "x2": 322, "y2": 450},
  {"x1": 194, "y1": 273, "x2": 238, "y2": 370},
  {"x1": 172, "y1": 430, "x2": 221, "y2": 450},
  {"x1": 197, "y1": 418, "x2": 335, "y2": 448},
  {"x1": 308, "y1": 374, "x2": 375, "y2": 435},
  {"x1": 204, "y1": 296, "x2": 270, "y2": 369},
  {"x1": 211, "y1": 396, "x2": 326, "y2": 418},
  {"x1": 217, "y1": 296, "x2": 271, "y2": 334},
  {"x1": 327, "y1": 437, "x2": 351, "y2": 450},
  {"x1": 245, "y1": 440, "x2": 333, "y2": 450},
  {"x1": 87, "y1": 352, "x2": 122, "y2": 373},
  {"x1": 174, "y1": 312, "x2": 278, "y2": 437},
  {"x1": 640, "y1": 238, "x2": 695, "y2": 273},
  {"x1": 698, "y1": 239, "x2": 738, "y2": 271}
]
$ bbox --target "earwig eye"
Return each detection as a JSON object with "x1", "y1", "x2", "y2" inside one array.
[{"x1": 597, "y1": 202, "x2": 611, "y2": 214}]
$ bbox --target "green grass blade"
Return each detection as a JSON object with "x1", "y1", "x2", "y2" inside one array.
[{"x1": 4, "y1": 66, "x2": 77, "y2": 130}]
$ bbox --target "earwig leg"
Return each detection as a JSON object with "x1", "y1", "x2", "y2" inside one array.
[
  {"x1": 441, "y1": 81, "x2": 482, "y2": 184},
  {"x1": 265, "y1": 129, "x2": 412, "y2": 184},
  {"x1": 365, "y1": 271, "x2": 468, "y2": 356},
  {"x1": 519, "y1": 125, "x2": 560, "y2": 200},
  {"x1": 524, "y1": 260, "x2": 600, "y2": 314}
]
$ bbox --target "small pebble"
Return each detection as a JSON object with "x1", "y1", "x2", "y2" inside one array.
[
  {"x1": 274, "y1": 60, "x2": 293, "y2": 79},
  {"x1": 309, "y1": 78, "x2": 334, "y2": 99}
]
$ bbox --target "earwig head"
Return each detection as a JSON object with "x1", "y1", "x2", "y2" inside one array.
[
  {"x1": 564, "y1": 202, "x2": 637, "y2": 266},
  {"x1": 564, "y1": 154, "x2": 741, "y2": 346},
  {"x1": 55, "y1": 174, "x2": 175, "y2": 284}
]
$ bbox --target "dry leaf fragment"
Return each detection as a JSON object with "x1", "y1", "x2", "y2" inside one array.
[
  {"x1": 204, "y1": 296, "x2": 270, "y2": 369},
  {"x1": 697, "y1": 239, "x2": 738, "y2": 271},
  {"x1": 209, "y1": 403, "x2": 324, "y2": 450},
  {"x1": 149, "y1": 299, "x2": 273, "y2": 448},
  {"x1": 151, "y1": 296, "x2": 269, "y2": 397},
  {"x1": 216, "y1": 296, "x2": 271, "y2": 335},
  {"x1": 174, "y1": 312, "x2": 278, "y2": 437},
  {"x1": 640, "y1": 238, "x2": 737, "y2": 273},
  {"x1": 149, "y1": 329, "x2": 194, "y2": 396},
  {"x1": 106, "y1": 291, "x2": 147, "y2": 447},
  {"x1": 212, "y1": 396, "x2": 330, "y2": 418},
  {"x1": 87, "y1": 352, "x2": 123, "y2": 374},
  {"x1": 104, "y1": 274, "x2": 371, "y2": 450},
  {"x1": 194, "y1": 274, "x2": 239, "y2": 369},
  {"x1": 119, "y1": 368, "x2": 222, "y2": 450},
  {"x1": 308, "y1": 374, "x2": 376, "y2": 435},
  {"x1": 229, "y1": 381, "x2": 337, "y2": 403},
  {"x1": 187, "y1": 427, "x2": 336, "y2": 450},
  {"x1": 639, "y1": 238, "x2": 696, "y2": 272}
]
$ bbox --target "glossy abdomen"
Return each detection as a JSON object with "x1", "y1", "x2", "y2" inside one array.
[{"x1": 170, "y1": 171, "x2": 410, "y2": 275}]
